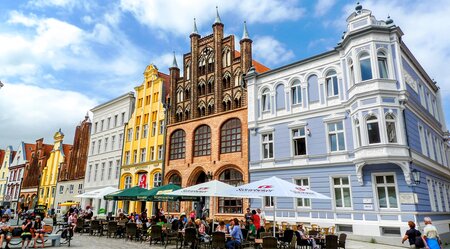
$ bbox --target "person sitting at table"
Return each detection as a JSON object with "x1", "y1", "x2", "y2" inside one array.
[
  {"x1": 135, "y1": 215, "x2": 143, "y2": 226},
  {"x1": 185, "y1": 218, "x2": 196, "y2": 229},
  {"x1": 0, "y1": 214, "x2": 11, "y2": 249},
  {"x1": 295, "y1": 224, "x2": 318, "y2": 249},
  {"x1": 156, "y1": 217, "x2": 165, "y2": 227},
  {"x1": 216, "y1": 221, "x2": 227, "y2": 233},
  {"x1": 226, "y1": 218, "x2": 243, "y2": 249},
  {"x1": 196, "y1": 219, "x2": 210, "y2": 243},
  {"x1": 33, "y1": 216, "x2": 46, "y2": 249},
  {"x1": 248, "y1": 220, "x2": 256, "y2": 240}
]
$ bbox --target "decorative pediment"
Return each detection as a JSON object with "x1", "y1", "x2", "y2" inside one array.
[
  {"x1": 323, "y1": 113, "x2": 346, "y2": 123},
  {"x1": 287, "y1": 120, "x2": 308, "y2": 128},
  {"x1": 402, "y1": 69, "x2": 418, "y2": 93},
  {"x1": 258, "y1": 126, "x2": 274, "y2": 133}
]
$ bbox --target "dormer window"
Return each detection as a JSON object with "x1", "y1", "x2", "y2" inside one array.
[
  {"x1": 359, "y1": 52, "x2": 372, "y2": 81},
  {"x1": 377, "y1": 51, "x2": 388, "y2": 79}
]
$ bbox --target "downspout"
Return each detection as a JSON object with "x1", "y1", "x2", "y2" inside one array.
[{"x1": 114, "y1": 121, "x2": 128, "y2": 214}]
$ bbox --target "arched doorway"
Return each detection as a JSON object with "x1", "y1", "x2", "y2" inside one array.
[{"x1": 192, "y1": 170, "x2": 208, "y2": 218}]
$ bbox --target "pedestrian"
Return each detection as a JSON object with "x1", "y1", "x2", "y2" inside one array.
[
  {"x1": 251, "y1": 210, "x2": 260, "y2": 232},
  {"x1": 21, "y1": 217, "x2": 33, "y2": 249},
  {"x1": 257, "y1": 208, "x2": 266, "y2": 234},
  {"x1": 422, "y1": 217, "x2": 442, "y2": 249},
  {"x1": 402, "y1": 221, "x2": 424, "y2": 248}
]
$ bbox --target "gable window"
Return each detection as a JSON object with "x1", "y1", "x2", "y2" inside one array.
[
  {"x1": 292, "y1": 127, "x2": 306, "y2": 156},
  {"x1": 328, "y1": 121, "x2": 345, "y2": 152},
  {"x1": 359, "y1": 52, "x2": 372, "y2": 81},
  {"x1": 367, "y1": 115, "x2": 380, "y2": 144},
  {"x1": 291, "y1": 80, "x2": 301, "y2": 105},
  {"x1": 377, "y1": 51, "x2": 389, "y2": 79},
  {"x1": 385, "y1": 113, "x2": 397, "y2": 143},
  {"x1": 262, "y1": 133, "x2": 274, "y2": 159},
  {"x1": 333, "y1": 177, "x2": 352, "y2": 208},
  {"x1": 169, "y1": 130, "x2": 186, "y2": 160},
  {"x1": 295, "y1": 178, "x2": 310, "y2": 208},
  {"x1": 220, "y1": 118, "x2": 242, "y2": 153},
  {"x1": 326, "y1": 70, "x2": 339, "y2": 97},
  {"x1": 262, "y1": 89, "x2": 271, "y2": 112},
  {"x1": 375, "y1": 175, "x2": 398, "y2": 209},
  {"x1": 194, "y1": 125, "x2": 211, "y2": 157}
]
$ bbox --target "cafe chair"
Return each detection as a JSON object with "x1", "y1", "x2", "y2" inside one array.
[
  {"x1": 89, "y1": 220, "x2": 102, "y2": 236},
  {"x1": 106, "y1": 221, "x2": 118, "y2": 238},
  {"x1": 324, "y1": 235, "x2": 338, "y2": 249},
  {"x1": 260, "y1": 232, "x2": 272, "y2": 239},
  {"x1": 183, "y1": 228, "x2": 199, "y2": 249},
  {"x1": 211, "y1": 232, "x2": 226, "y2": 249},
  {"x1": 149, "y1": 225, "x2": 163, "y2": 245},
  {"x1": 125, "y1": 222, "x2": 138, "y2": 241},
  {"x1": 262, "y1": 236, "x2": 278, "y2": 249},
  {"x1": 337, "y1": 233, "x2": 347, "y2": 249},
  {"x1": 280, "y1": 229, "x2": 294, "y2": 249}
]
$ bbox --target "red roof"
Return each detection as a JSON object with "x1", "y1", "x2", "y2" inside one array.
[
  {"x1": 159, "y1": 72, "x2": 171, "y2": 100},
  {"x1": 0, "y1": 150, "x2": 5, "y2": 167},
  {"x1": 24, "y1": 143, "x2": 36, "y2": 162},
  {"x1": 234, "y1": 51, "x2": 270, "y2": 73}
]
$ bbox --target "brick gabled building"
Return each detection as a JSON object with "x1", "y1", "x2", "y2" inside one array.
[
  {"x1": 164, "y1": 10, "x2": 269, "y2": 218},
  {"x1": 20, "y1": 138, "x2": 53, "y2": 209}
]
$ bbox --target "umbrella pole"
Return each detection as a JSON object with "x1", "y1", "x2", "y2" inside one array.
[{"x1": 273, "y1": 197, "x2": 276, "y2": 237}]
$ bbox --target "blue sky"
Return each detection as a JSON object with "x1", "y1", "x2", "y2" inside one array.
[{"x1": 0, "y1": 0, "x2": 449, "y2": 147}]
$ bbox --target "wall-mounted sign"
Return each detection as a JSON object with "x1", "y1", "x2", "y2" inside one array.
[
  {"x1": 138, "y1": 173, "x2": 148, "y2": 189},
  {"x1": 399, "y1": 193, "x2": 418, "y2": 204},
  {"x1": 363, "y1": 204, "x2": 373, "y2": 210},
  {"x1": 363, "y1": 198, "x2": 372, "y2": 204}
]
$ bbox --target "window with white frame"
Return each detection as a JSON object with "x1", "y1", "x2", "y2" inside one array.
[
  {"x1": 435, "y1": 181, "x2": 443, "y2": 212},
  {"x1": 419, "y1": 84, "x2": 426, "y2": 107},
  {"x1": 97, "y1": 139, "x2": 102, "y2": 153},
  {"x1": 150, "y1": 147, "x2": 155, "y2": 161},
  {"x1": 326, "y1": 70, "x2": 339, "y2": 97},
  {"x1": 262, "y1": 133, "x2": 274, "y2": 159},
  {"x1": 91, "y1": 141, "x2": 95, "y2": 155},
  {"x1": 152, "y1": 122, "x2": 157, "y2": 136},
  {"x1": 264, "y1": 196, "x2": 274, "y2": 207},
  {"x1": 328, "y1": 121, "x2": 345, "y2": 152},
  {"x1": 108, "y1": 161, "x2": 113, "y2": 180},
  {"x1": 140, "y1": 148, "x2": 146, "y2": 162},
  {"x1": 375, "y1": 175, "x2": 398, "y2": 209},
  {"x1": 88, "y1": 165, "x2": 92, "y2": 182},
  {"x1": 127, "y1": 128, "x2": 133, "y2": 142},
  {"x1": 133, "y1": 150, "x2": 138, "y2": 163},
  {"x1": 333, "y1": 177, "x2": 352, "y2": 208},
  {"x1": 418, "y1": 125, "x2": 427, "y2": 155},
  {"x1": 78, "y1": 184, "x2": 83, "y2": 194},
  {"x1": 292, "y1": 127, "x2": 306, "y2": 156},
  {"x1": 111, "y1": 135, "x2": 116, "y2": 150},
  {"x1": 385, "y1": 113, "x2": 397, "y2": 143},
  {"x1": 291, "y1": 80, "x2": 302, "y2": 105},
  {"x1": 69, "y1": 184, "x2": 74, "y2": 194},
  {"x1": 59, "y1": 186, "x2": 64, "y2": 194},
  {"x1": 295, "y1": 178, "x2": 310, "y2": 208},
  {"x1": 427, "y1": 179, "x2": 437, "y2": 212},
  {"x1": 104, "y1": 137, "x2": 109, "y2": 151},
  {"x1": 124, "y1": 176, "x2": 132, "y2": 189},
  {"x1": 435, "y1": 138, "x2": 442, "y2": 164},
  {"x1": 427, "y1": 131, "x2": 435, "y2": 160},
  {"x1": 94, "y1": 164, "x2": 98, "y2": 181},
  {"x1": 143, "y1": 124, "x2": 148, "y2": 138},
  {"x1": 153, "y1": 173, "x2": 162, "y2": 187},
  {"x1": 101, "y1": 163, "x2": 105, "y2": 181},
  {"x1": 444, "y1": 184, "x2": 450, "y2": 212},
  {"x1": 354, "y1": 118, "x2": 362, "y2": 147},
  {"x1": 377, "y1": 51, "x2": 389, "y2": 79},
  {"x1": 367, "y1": 115, "x2": 381, "y2": 144},
  {"x1": 118, "y1": 133, "x2": 123, "y2": 149},
  {"x1": 348, "y1": 58, "x2": 355, "y2": 86},
  {"x1": 262, "y1": 89, "x2": 270, "y2": 112},
  {"x1": 432, "y1": 99, "x2": 439, "y2": 121},
  {"x1": 158, "y1": 145, "x2": 163, "y2": 160},
  {"x1": 125, "y1": 151, "x2": 130, "y2": 165},
  {"x1": 359, "y1": 52, "x2": 373, "y2": 81},
  {"x1": 135, "y1": 126, "x2": 140, "y2": 140},
  {"x1": 115, "y1": 160, "x2": 120, "y2": 179},
  {"x1": 426, "y1": 92, "x2": 433, "y2": 115}
]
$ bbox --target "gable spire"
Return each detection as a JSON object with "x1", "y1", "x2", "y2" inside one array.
[
  {"x1": 191, "y1": 18, "x2": 199, "y2": 35},
  {"x1": 214, "y1": 6, "x2": 222, "y2": 24},
  {"x1": 242, "y1": 21, "x2": 250, "y2": 40},
  {"x1": 172, "y1": 51, "x2": 178, "y2": 68}
]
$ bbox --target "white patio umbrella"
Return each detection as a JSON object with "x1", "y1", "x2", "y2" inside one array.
[
  {"x1": 75, "y1": 186, "x2": 119, "y2": 199},
  {"x1": 227, "y1": 176, "x2": 331, "y2": 236},
  {"x1": 164, "y1": 180, "x2": 256, "y2": 220}
]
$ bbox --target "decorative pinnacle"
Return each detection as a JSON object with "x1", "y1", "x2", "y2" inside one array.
[
  {"x1": 172, "y1": 51, "x2": 178, "y2": 68},
  {"x1": 192, "y1": 18, "x2": 199, "y2": 35},
  {"x1": 214, "y1": 6, "x2": 222, "y2": 24},
  {"x1": 242, "y1": 21, "x2": 250, "y2": 40}
]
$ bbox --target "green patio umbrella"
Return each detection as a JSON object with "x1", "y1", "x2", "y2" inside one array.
[
  {"x1": 137, "y1": 184, "x2": 199, "y2": 201},
  {"x1": 104, "y1": 186, "x2": 149, "y2": 201}
]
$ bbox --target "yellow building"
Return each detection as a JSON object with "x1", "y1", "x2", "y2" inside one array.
[
  {"x1": 38, "y1": 130, "x2": 72, "y2": 209},
  {"x1": 119, "y1": 65, "x2": 169, "y2": 214}
]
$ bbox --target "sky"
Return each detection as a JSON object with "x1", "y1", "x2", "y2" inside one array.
[{"x1": 0, "y1": 0, "x2": 449, "y2": 148}]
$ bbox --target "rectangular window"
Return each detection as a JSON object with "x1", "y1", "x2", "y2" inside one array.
[
  {"x1": 291, "y1": 85, "x2": 302, "y2": 105},
  {"x1": 59, "y1": 186, "x2": 64, "y2": 194},
  {"x1": 91, "y1": 141, "x2": 95, "y2": 155},
  {"x1": 107, "y1": 117, "x2": 111, "y2": 129},
  {"x1": 121, "y1": 112, "x2": 126, "y2": 125},
  {"x1": 118, "y1": 133, "x2": 123, "y2": 149},
  {"x1": 435, "y1": 138, "x2": 442, "y2": 164},
  {"x1": 52, "y1": 187, "x2": 56, "y2": 195},
  {"x1": 101, "y1": 162, "x2": 105, "y2": 181},
  {"x1": 360, "y1": 56, "x2": 372, "y2": 81},
  {"x1": 418, "y1": 125, "x2": 427, "y2": 155},
  {"x1": 435, "y1": 181, "x2": 443, "y2": 212},
  {"x1": 111, "y1": 135, "x2": 116, "y2": 151},
  {"x1": 140, "y1": 148, "x2": 146, "y2": 162},
  {"x1": 127, "y1": 128, "x2": 133, "y2": 142},
  {"x1": 262, "y1": 133, "x2": 274, "y2": 159},
  {"x1": 432, "y1": 99, "x2": 439, "y2": 120},
  {"x1": 427, "y1": 179, "x2": 437, "y2": 212},
  {"x1": 159, "y1": 120, "x2": 165, "y2": 135},
  {"x1": 153, "y1": 92, "x2": 159, "y2": 103},
  {"x1": 101, "y1": 120, "x2": 104, "y2": 131},
  {"x1": 328, "y1": 121, "x2": 345, "y2": 152},
  {"x1": 426, "y1": 92, "x2": 433, "y2": 115},
  {"x1": 158, "y1": 145, "x2": 163, "y2": 160},
  {"x1": 381, "y1": 227, "x2": 401, "y2": 236},
  {"x1": 292, "y1": 127, "x2": 306, "y2": 156},
  {"x1": 115, "y1": 160, "x2": 120, "y2": 179},
  {"x1": 427, "y1": 131, "x2": 435, "y2": 160},
  {"x1": 125, "y1": 151, "x2": 130, "y2": 165},
  {"x1": 143, "y1": 124, "x2": 148, "y2": 138},
  {"x1": 94, "y1": 164, "x2": 98, "y2": 181},
  {"x1": 137, "y1": 98, "x2": 143, "y2": 108},
  {"x1": 133, "y1": 150, "x2": 138, "y2": 163},
  {"x1": 114, "y1": 114, "x2": 118, "y2": 127},
  {"x1": 135, "y1": 126, "x2": 140, "y2": 140},
  {"x1": 94, "y1": 122, "x2": 98, "y2": 133},
  {"x1": 97, "y1": 139, "x2": 102, "y2": 153},
  {"x1": 152, "y1": 122, "x2": 157, "y2": 136},
  {"x1": 150, "y1": 147, "x2": 155, "y2": 161},
  {"x1": 88, "y1": 165, "x2": 92, "y2": 182},
  {"x1": 104, "y1": 137, "x2": 109, "y2": 152},
  {"x1": 69, "y1": 185, "x2": 74, "y2": 194},
  {"x1": 375, "y1": 175, "x2": 398, "y2": 209},
  {"x1": 333, "y1": 177, "x2": 352, "y2": 208},
  {"x1": 326, "y1": 76, "x2": 339, "y2": 97},
  {"x1": 264, "y1": 196, "x2": 274, "y2": 207},
  {"x1": 145, "y1": 95, "x2": 150, "y2": 105},
  {"x1": 108, "y1": 161, "x2": 113, "y2": 180},
  {"x1": 295, "y1": 178, "x2": 310, "y2": 208},
  {"x1": 419, "y1": 84, "x2": 426, "y2": 107},
  {"x1": 78, "y1": 184, "x2": 83, "y2": 194}
]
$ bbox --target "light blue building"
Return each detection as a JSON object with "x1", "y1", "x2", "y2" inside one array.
[{"x1": 246, "y1": 4, "x2": 450, "y2": 244}]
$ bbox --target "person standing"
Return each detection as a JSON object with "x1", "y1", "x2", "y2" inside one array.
[
  {"x1": 244, "y1": 208, "x2": 252, "y2": 228},
  {"x1": 251, "y1": 210, "x2": 260, "y2": 232},
  {"x1": 422, "y1": 217, "x2": 442, "y2": 249},
  {"x1": 257, "y1": 208, "x2": 266, "y2": 233},
  {"x1": 402, "y1": 221, "x2": 423, "y2": 248}
]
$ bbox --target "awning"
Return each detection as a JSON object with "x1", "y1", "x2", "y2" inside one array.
[
  {"x1": 58, "y1": 202, "x2": 79, "y2": 207},
  {"x1": 104, "y1": 186, "x2": 149, "y2": 201},
  {"x1": 137, "y1": 184, "x2": 199, "y2": 201},
  {"x1": 75, "y1": 186, "x2": 119, "y2": 199}
]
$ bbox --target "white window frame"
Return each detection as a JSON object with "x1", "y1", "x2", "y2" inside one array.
[
  {"x1": 153, "y1": 172, "x2": 162, "y2": 187},
  {"x1": 294, "y1": 177, "x2": 311, "y2": 209},
  {"x1": 326, "y1": 121, "x2": 346, "y2": 152},
  {"x1": 143, "y1": 124, "x2": 148, "y2": 138},
  {"x1": 261, "y1": 133, "x2": 274, "y2": 160},
  {"x1": 366, "y1": 115, "x2": 381, "y2": 144},
  {"x1": 107, "y1": 161, "x2": 113, "y2": 180},
  {"x1": 69, "y1": 184, "x2": 74, "y2": 194},
  {"x1": 115, "y1": 160, "x2": 120, "y2": 179},
  {"x1": 358, "y1": 52, "x2": 373, "y2": 82},
  {"x1": 261, "y1": 89, "x2": 271, "y2": 112},
  {"x1": 111, "y1": 135, "x2": 116, "y2": 150},
  {"x1": 377, "y1": 50, "x2": 389, "y2": 79},
  {"x1": 124, "y1": 176, "x2": 132, "y2": 189},
  {"x1": 426, "y1": 178, "x2": 437, "y2": 212},
  {"x1": 152, "y1": 122, "x2": 157, "y2": 136},
  {"x1": 427, "y1": 131, "x2": 435, "y2": 160},
  {"x1": 125, "y1": 151, "x2": 130, "y2": 165},
  {"x1": 78, "y1": 184, "x2": 83, "y2": 194},
  {"x1": 291, "y1": 127, "x2": 307, "y2": 156},
  {"x1": 104, "y1": 137, "x2": 109, "y2": 152},
  {"x1": 331, "y1": 175, "x2": 353, "y2": 209},
  {"x1": 101, "y1": 162, "x2": 105, "y2": 181},
  {"x1": 291, "y1": 80, "x2": 302, "y2": 105},
  {"x1": 385, "y1": 113, "x2": 398, "y2": 143},
  {"x1": 435, "y1": 181, "x2": 443, "y2": 212},
  {"x1": 435, "y1": 138, "x2": 442, "y2": 164},
  {"x1": 325, "y1": 71, "x2": 339, "y2": 97},
  {"x1": 158, "y1": 145, "x2": 163, "y2": 160},
  {"x1": 444, "y1": 184, "x2": 450, "y2": 212},
  {"x1": 59, "y1": 185, "x2": 64, "y2": 194},
  {"x1": 419, "y1": 84, "x2": 426, "y2": 107},
  {"x1": 159, "y1": 120, "x2": 165, "y2": 135},
  {"x1": 264, "y1": 196, "x2": 274, "y2": 208},
  {"x1": 418, "y1": 125, "x2": 427, "y2": 155},
  {"x1": 372, "y1": 172, "x2": 400, "y2": 210},
  {"x1": 354, "y1": 118, "x2": 362, "y2": 147},
  {"x1": 140, "y1": 148, "x2": 146, "y2": 163},
  {"x1": 94, "y1": 164, "x2": 98, "y2": 181},
  {"x1": 150, "y1": 147, "x2": 155, "y2": 161}
]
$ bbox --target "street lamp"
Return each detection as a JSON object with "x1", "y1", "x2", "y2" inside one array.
[{"x1": 411, "y1": 169, "x2": 421, "y2": 185}]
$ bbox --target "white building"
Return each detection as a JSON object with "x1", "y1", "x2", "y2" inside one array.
[{"x1": 81, "y1": 92, "x2": 135, "y2": 215}]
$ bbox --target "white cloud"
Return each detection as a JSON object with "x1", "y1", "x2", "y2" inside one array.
[
  {"x1": 314, "y1": 0, "x2": 336, "y2": 16},
  {"x1": 0, "y1": 83, "x2": 98, "y2": 148},
  {"x1": 119, "y1": 0, "x2": 305, "y2": 35},
  {"x1": 253, "y1": 36, "x2": 295, "y2": 67}
]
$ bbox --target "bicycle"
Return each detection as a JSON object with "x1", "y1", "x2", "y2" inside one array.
[{"x1": 55, "y1": 223, "x2": 73, "y2": 247}]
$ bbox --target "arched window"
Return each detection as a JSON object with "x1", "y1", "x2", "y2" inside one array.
[
  {"x1": 198, "y1": 82, "x2": 206, "y2": 96},
  {"x1": 124, "y1": 176, "x2": 132, "y2": 189},
  {"x1": 168, "y1": 174, "x2": 181, "y2": 185},
  {"x1": 207, "y1": 55, "x2": 215, "y2": 72},
  {"x1": 262, "y1": 88, "x2": 271, "y2": 111},
  {"x1": 377, "y1": 51, "x2": 388, "y2": 79},
  {"x1": 186, "y1": 63, "x2": 191, "y2": 80},
  {"x1": 222, "y1": 100, "x2": 231, "y2": 111},
  {"x1": 207, "y1": 103, "x2": 214, "y2": 115},
  {"x1": 359, "y1": 52, "x2": 372, "y2": 81},
  {"x1": 366, "y1": 115, "x2": 380, "y2": 144},
  {"x1": 207, "y1": 80, "x2": 214, "y2": 94},
  {"x1": 234, "y1": 72, "x2": 241, "y2": 87},
  {"x1": 176, "y1": 109, "x2": 183, "y2": 122},
  {"x1": 184, "y1": 109, "x2": 190, "y2": 120},
  {"x1": 348, "y1": 58, "x2": 355, "y2": 86},
  {"x1": 169, "y1": 130, "x2": 186, "y2": 160},
  {"x1": 222, "y1": 49, "x2": 231, "y2": 67},
  {"x1": 222, "y1": 74, "x2": 231, "y2": 89},
  {"x1": 168, "y1": 173, "x2": 181, "y2": 212},
  {"x1": 291, "y1": 80, "x2": 301, "y2": 105},
  {"x1": 185, "y1": 88, "x2": 190, "y2": 100},
  {"x1": 385, "y1": 113, "x2": 397, "y2": 143},
  {"x1": 218, "y1": 169, "x2": 243, "y2": 213},
  {"x1": 153, "y1": 172, "x2": 162, "y2": 187},
  {"x1": 199, "y1": 57, "x2": 206, "y2": 75},
  {"x1": 355, "y1": 118, "x2": 361, "y2": 147},
  {"x1": 234, "y1": 97, "x2": 242, "y2": 108},
  {"x1": 220, "y1": 118, "x2": 242, "y2": 153},
  {"x1": 194, "y1": 125, "x2": 211, "y2": 156},
  {"x1": 326, "y1": 70, "x2": 339, "y2": 97},
  {"x1": 176, "y1": 88, "x2": 184, "y2": 103}
]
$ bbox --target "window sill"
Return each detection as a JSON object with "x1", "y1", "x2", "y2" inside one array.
[
  {"x1": 261, "y1": 158, "x2": 275, "y2": 162},
  {"x1": 293, "y1": 155, "x2": 308, "y2": 158},
  {"x1": 262, "y1": 110, "x2": 271, "y2": 113},
  {"x1": 291, "y1": 103, "x2": 302, "y2": 107},
  {"x1": 327, "y1": 95, "x2": 339, "y2": 99}
]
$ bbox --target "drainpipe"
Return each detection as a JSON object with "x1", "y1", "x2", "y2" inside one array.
[{"x1": 114, "y1": 121, "x2": 128, "y2": 214}]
